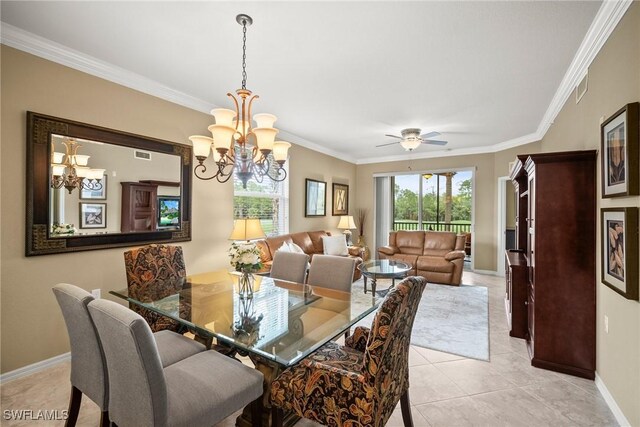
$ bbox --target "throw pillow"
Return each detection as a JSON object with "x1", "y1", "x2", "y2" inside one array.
[
  {"x1": 322, "y1": 235, "x2": 348, "y2": 256},
  {"x1": 276, "y1": 242, "x2": 293, "y2": 253},
  {"x1": 289, "y1": 242, "x2": 305, "y2": 254}
]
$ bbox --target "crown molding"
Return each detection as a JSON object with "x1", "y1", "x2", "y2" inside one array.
[
  {"x1": 536, "y1": 0, "x2": 633, "y2": 138},
  {"x1": 1, "y1": 0, "x2": 633, "y2": 166}
]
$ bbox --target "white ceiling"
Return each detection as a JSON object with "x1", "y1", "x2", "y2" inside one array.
[{"x1": 1, "y1": 1, "x2": 605, "y2": 163}]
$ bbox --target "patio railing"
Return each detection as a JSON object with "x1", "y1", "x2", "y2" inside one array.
[{"x1": 393, "y1": 221, "x2": 471, "y2": 234}]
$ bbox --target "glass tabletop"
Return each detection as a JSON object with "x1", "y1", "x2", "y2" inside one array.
[
  {"x1": 110, "y1": 270, "x2": 380, "y2": 367},
  {"x1": 358, "y1": 259, "x2": 412, "y2": 276}
]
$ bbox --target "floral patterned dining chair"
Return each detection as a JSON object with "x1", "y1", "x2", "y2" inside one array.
[
  {"x1": 123, "y1": 244, "x2": 188, "y2": 333},
  {"x1": 270, "y1": 276, "x2": 427, "y2": 427}
]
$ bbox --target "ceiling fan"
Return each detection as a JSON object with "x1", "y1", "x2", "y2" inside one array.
[{"x1": 377, "y1": 128, "x2": 448, "y2": 151}]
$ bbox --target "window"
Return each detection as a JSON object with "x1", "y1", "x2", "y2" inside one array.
[
  {"x1": 233, "y1": 159, "x2": 289, "y2": 237},
  {"x1": 392, "y1": 171, "x2": 472, "y2": 234}
]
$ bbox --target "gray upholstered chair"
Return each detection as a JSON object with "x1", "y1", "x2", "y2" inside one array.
[
  {"x1": 307, "y1": 254, "x2": 356, "y2": 292},
  {"x1": 87, "y1": 298, "x2": 264, "y2": 427},
  {"x1": 52, "y1": 283, "x2": 206, "y2": 427},
  {"x1": 270, "y1": 251, "x2": 309, "y2": 284}
]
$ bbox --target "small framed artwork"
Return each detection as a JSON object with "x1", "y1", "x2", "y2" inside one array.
[
  {"x1": 600, "y1": 102, "x2": 639, "y2": 198},
  {"x1": 305, "y1": 178, "x2": 326, "y2": 217},
  {"x1": 601, "y1": 207, "x2": 638, "y2": 300},
  {"x1": 80, "y1": 174, "x2": 108, "y2": 200},
  {"x1": 79, "y1": 203, "x2": 107, "y2": 229},
  {"x1": 332, "y1": 183, "x2": 349, "y2": 216}
]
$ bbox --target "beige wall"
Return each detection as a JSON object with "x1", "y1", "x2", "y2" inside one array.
[
  {"x1": 288, "y1": 144, "x2": 357, "y2": 235},
  {"x1": 0, "y1": 46, "x2": 354, "y2": 373},
  {"x1": 534, "y1": 4, "x2": 640, "y2": 424}
]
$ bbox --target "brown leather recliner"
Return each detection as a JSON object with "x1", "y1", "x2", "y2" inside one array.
[
  {"x1": 255, "y1": 231, "x2": 363, "y2": 282},
  {"x1": 378, "y1": 231, "x2": 466, "y2": 285}
]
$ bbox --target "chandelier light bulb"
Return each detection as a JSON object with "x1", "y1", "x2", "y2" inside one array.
[
  {"x1": 253, "y1": 127, "x2": 278, "y2": 152},
  {"x1": 52, "y1": 152, "x2": 65, "y2": 164},
  {"x1": 74, "y1": 154, "x2": 90, "y2": 166},
  {"x1": 52, "y1": 164, "x2": 66, "y2": 176},
  {"x1": 272, "y1": 141, "x2": 291, "y2": 163},
  {"x1": 189, "y1": 135, "x2": 213, "y2": 158},
  {"x1": 208, "y1": 124, "x2": 236, "y2": 151},
  {"x1": 211, "y1": 108, "x2": 237, "y2": 127},
  {"x1": 253, "y1": 113, "x2": 277, "y2": 129}
]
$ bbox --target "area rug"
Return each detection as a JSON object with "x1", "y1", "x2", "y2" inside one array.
[
  {"x1": 352, "y1": 279, "x2": 489, "y2": 360},
  {"x1": 411, "y1": 283, "x2": 489, "y2": 361}
]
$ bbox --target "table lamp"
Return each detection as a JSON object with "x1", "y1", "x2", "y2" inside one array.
[
  {"x1": 229, "y1": 218, "x2": 266, "y2": 242},
  {"x1": 337, "y1": 215, "x2": 356, "y2": 245}
]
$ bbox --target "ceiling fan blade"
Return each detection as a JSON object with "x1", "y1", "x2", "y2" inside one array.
[
  {"x1": 420, "y1": 131, "x2": 441, "y2": 139},
  {"x1": 384, "y1": 134, "x2": 403, "y2": 139},
  {"x1": 376, "y1": 141, "x2": 401, "y2": 147},
  {"x1": 422, "y1": 140, "x2": 448, "y2": 146}
]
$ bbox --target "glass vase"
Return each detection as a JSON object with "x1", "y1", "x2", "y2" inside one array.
[{"x1": 238, "y1": 270, "x2": 254, "y2": 299}]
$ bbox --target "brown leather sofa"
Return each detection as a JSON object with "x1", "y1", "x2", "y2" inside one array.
[
  {"x1": 378, "y1": 231, "x2": 466, "y2": 285},
  {"x1": 255, "y1": 231, "x2": 363, "y2": 281}
]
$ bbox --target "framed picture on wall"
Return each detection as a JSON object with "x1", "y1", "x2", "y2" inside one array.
[
  {"x1": 80, "y1": 174, "x2": 108, "y2": 200},
  {"x1": 600, "y1": 102, "x2": 639, "y2": 198},
  {"x1": 79, "y1": 203, "x2": 107, "y2": 229},
  {"x1": 332, "y1": 183, "x2": 349, "y2": 216},
  {"x1": 601, "y1": 207, "x2": 638, "y2": 300},
  {"x1": 305, "y1": 178, "x2": 326, "y2": 217}
]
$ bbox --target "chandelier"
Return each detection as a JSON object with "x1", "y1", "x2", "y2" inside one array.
[
  {"x1": 190, "y1": 14, "x2": 291, "y2": 189},
  {"x1": 51, "y1": 138, "x2": 105, "y2": 194}
]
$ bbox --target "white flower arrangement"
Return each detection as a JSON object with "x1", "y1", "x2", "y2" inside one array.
[
  {"x1": 229, "y1": 242, "x2": 263, "y2": 272},
  {"x1": 51, "y1": 223, "x2": 77, "y2": 235}
]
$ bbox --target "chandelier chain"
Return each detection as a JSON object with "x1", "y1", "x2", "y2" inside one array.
[{"x1": 241, "y1": 20, "x2": 247, "y2": 90}]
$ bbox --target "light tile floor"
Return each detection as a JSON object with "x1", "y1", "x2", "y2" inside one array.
[{"x1": 0, "y1": 271, "x2": 619, "y2": 426}]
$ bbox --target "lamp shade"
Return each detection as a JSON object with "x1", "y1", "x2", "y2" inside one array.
[
  {"x1": 253, "y1": 127, "x2": 278, "y2": 151},
  {"x1": 87, "y1": 169, "x2": 105, "y2": 180},
  {"x1": 272, "y1": 141, "x2": 291, "y2": 162},
  {"x1": 74, "y1": 155, "x2": 90, "y2": 167},
  {"x1": 189, "y1": 135, "x2": 213, "y2": 157},
  {"x1": 52, "y1": 152, "x2": 65, "y2": 164},
  {"x1": 400, "y1": 139, "x2": 421, "y2": 151},
  {"x1": 210, "y1": 108, "x2": 237, "y2": 126},
  {"x1": 253, "y1": 113, "x2": 277, "y2": 128},
  {"x1": 337, "y1": 215, "x2": 356, "y2": 230},
  {"x1": 208, "y1": 124, "x2": 236, "y2": 151},
  {"x1": 229, "y1": 218, "x2": 266, "y2": 241}
]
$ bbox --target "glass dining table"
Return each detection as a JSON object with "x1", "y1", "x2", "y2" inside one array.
[{"x1": 110, "y1": 270, "x2": 380, "y2": 427}]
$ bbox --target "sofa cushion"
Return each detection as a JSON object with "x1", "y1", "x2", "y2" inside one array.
[
  {"x1": 322, "y1": 235, "x2": 348, "y2": 256},
  {"x1": 291, "y1": 232, "x2": 316, "y2": 254},
  {"x1": 422, "y1": 231, "x2": 457, "y2": 253},
  {"x1": 307, "y1": 231, "x2": 331, "y2": 254},
  {"x1": 266, "y1": 235, "x2": 293, "y2": 257},
  {"x1": 416, "y1": 256, "x2": 455, "y2": 273},
  {"x1": 395, "y1": 231, "x2": 426, "y2": 255},
  {"x1": 388, "y1": 254, "x2": 419, "y2": 270}
]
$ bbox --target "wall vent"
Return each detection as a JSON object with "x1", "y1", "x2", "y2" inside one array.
[
  {"x1": 576, "y1": 71, "x2": 588, "y2": 104},
  {"x1": 134, "y1": 150, "x2": 152, "y2": 161}
]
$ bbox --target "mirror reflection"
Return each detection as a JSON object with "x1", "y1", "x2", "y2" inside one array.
[{"x1": 49, "y1": 134, "x2": 182, "y2": 238}]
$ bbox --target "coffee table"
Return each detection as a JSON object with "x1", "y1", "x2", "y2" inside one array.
[{"x1": 358, "y1": 259, "x2": 412, "y2": 295}]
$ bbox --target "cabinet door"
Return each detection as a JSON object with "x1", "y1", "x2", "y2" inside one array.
[{"x1": 527, "y1": 174, "x2": 535, "y2": 287}]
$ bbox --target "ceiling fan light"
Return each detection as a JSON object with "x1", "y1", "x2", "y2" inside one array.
[
  {"x1": 400, "y1": 139, "x2": 421, "y2": 151},
  {"x1": 189, "y1": 135, "x2": 213, "y2": 158},
  {"x1": 210, "y1": 108, "x2": 237, "y2": 127},
  {"x1": 253, "y1": 113, "x2": 277, "y2": 129}
]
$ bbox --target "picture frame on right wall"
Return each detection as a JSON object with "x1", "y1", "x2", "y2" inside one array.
[
  {"x1": 600, "y1": 102, "x2": 639, "y2": 198},
  {"x1": 601, "y1": 207, "x2": 639, "y2": 300}
]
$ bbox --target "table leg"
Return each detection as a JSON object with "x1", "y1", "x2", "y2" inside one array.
[
  {"x1": 236, "y1": 355, "x2": 299, "y2": 427},
  {"x1": 363, "y1": 275, "x2": 368, "y2": 294},
  {"x1": 371, "y1": 275, "x2": 377, "y2": 295}
]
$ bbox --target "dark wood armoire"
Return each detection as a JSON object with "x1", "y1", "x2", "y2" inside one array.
[
  {"x1": 120, "y1": 182, "x2": 158, "y2": 233},
  {"x1": 508, "y1": 150, "x2": 596, "y2": 379}
]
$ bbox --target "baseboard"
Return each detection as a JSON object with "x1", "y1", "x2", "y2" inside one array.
[
  {"x1": 0, "y1": 352, "x2": 70, "y2": 384},
  {"x1": 471, "y1": 269, "x2": 500, "y2": 276},
  {"x1": 595, "y1": 373, "x2": 632, "y2": 427}
]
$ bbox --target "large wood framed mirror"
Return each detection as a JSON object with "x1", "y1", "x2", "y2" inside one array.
[{"x1": 26, "y1": 112, "x2": 192, "y2": 256}]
